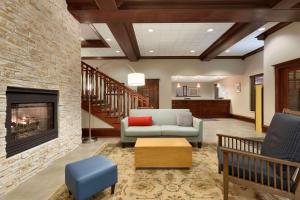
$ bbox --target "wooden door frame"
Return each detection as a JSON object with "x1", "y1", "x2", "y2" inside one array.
[
  {"x1": 137, "y1": 79, "x2": 160, "y2": 109},
  {"x1": 274, "y1": 58, "x2": 300, "y2": 112}
]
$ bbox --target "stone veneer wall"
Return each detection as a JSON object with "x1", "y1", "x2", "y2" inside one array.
[{"x1": 0, "y1": 0, "x2": 82, "y2": 196}]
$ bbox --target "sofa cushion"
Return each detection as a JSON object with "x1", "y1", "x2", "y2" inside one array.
[
  {"x1": 128, "y1": 116, "x2": 152, "y2": 126},
  {"x1": 161, "y1": 125, "x2": 198, "y2": 137},
  {"x1": 176, "y1": 112, "x2": 193, "y2": 127},
  {"x1": 129, "y1": 109, "x2": 190, "y2": 125},
  {"x1": 125, "y1": 125, "x2": 161, "y2": 137},
  {"x1": 261, "y1": 113, "x2": 300, "y2": 162}
]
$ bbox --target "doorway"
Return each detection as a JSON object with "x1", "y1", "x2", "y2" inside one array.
[
  {"x1": 274, "y1": 58, "x2": 300, "y2": 112},
  {"x1": 137, "y1": 79, "x2": 160, "y2": 109}
]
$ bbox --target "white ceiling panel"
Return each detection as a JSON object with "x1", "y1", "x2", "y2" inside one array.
[
  {"x1": 133, "y1": 23, "x2": 234, "y2": 56},
  {"x1": 219, "y1": 22, "x2": 279, "y2": 56},
  {"x1": 80, "y1": 23, "x2": 125, "y2": 57}
]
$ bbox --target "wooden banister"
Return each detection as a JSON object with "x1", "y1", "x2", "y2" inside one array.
[{"x1": 81, "y1": 61, "x2": 151, "y2": 119}]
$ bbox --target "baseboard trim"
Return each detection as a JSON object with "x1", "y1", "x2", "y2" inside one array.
[
  {"x1": 231, "y1": 114, "x2": 269, "y2": 133},
  {"x1": 82, "y1": 128, "x2": 120, "y2": 137},
  {"x1": 231, "y1": 114, "x2": 255, "y2": 123},
  {"x1": 262, "y1": 125, "x2": 269, "y2": 133}
]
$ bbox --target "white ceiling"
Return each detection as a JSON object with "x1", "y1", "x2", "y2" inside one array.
[
  {"x1": 171, "y1": 75, "x2": 227, "y2": 83},
  {"x1": 80, "y1": 23, "x2": 125, "y2": 57},
  {"x1": 219, "y1": 22, "x2": 279, "y2": 56},
  {"x1": 133, "y1": 23, "x2": 234, "y2": 56}
]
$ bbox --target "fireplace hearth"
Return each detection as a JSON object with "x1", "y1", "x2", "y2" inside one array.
[{"x1": 5, "y1": 87, "x2": 58, "y2": 157}]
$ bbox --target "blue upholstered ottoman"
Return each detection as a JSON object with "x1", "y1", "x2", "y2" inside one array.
[{"x1": 65, "y1": 156, "x2": 117, "y2": 200}]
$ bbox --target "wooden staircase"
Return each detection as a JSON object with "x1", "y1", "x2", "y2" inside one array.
[{"x1": 81, "y1": 61, "x2": 151, "y2": 136}]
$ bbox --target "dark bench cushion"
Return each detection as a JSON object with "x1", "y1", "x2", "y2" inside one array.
[
  {"x1": 261, "y1": 113, "x2": 300, "y2": 162},
  {"x1": 217, "y1": 147, "x2": 297, "y2": 192}
]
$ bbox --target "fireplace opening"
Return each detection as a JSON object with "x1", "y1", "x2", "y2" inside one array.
[
  {"x1": 11, "y1": 103, "x2": 54, "y2": 140},
  {"x1": 6, "y1": 87, "x2": 58, "y2": 157}
]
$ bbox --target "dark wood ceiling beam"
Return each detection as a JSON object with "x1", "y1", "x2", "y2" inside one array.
[
  {"x1": 106, "y1": 23, "x2": 140, "y2": 61},
  {"x1": 69, "y1": 9, "x2": 300, "y2": 23},
  {"x1": 81, "y1": 40, "x2": 109, "y2": 48},
  {"x1": 199, "y1": 22, "x2": 265, "y2": 61},
  {"x1": 212, "y1": 56, "x2": 243, "y2": 59},
  {"x1": 256, "y1": 22, "x2": 292, "y2": 40},
  {"x1": 242, "y1": 47, "x2": 264, "y2": 60},
  {"x1": 82, "y1": 56, "x2": 127, "y2": 60},
  {"x1": 117, "y1": 0, "x2": 271, "y2": 9},
  {"x1": 272, "y1": 0, "x2": 300, "y2": 9},
  {"x1": 93, "y1": 0, "x2": 140, "y2": 61}
]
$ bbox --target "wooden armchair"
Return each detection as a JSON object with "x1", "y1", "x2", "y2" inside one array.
[{"x1": 218, "y1": 110, "x2": 300, "y2": 200}]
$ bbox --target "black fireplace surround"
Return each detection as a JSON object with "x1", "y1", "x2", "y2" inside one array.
[{"x1": 5, "y1": 87, "x2": 58, "y2": 158}]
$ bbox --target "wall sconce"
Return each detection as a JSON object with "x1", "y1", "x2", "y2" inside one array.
[
  {"x1": 216, "y1": 83, "x2": 221, "y2": 88},
  {"x1": 197, "y1": 83, "x2": 201, "y2": 88},
  {"x1": 177, "y1": 83, "x2": 181, "y2": 88}
]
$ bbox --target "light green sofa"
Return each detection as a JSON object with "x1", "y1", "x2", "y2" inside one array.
[{"x1": 121, "y1": 109, "x2": 203, "y2": 148}]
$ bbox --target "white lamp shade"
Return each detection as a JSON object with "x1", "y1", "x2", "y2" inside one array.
[{"x1": 128, "y1": 73, "x2": 145, "y2": 86}]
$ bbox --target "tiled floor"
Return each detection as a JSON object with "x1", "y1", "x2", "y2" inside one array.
[{"x1": 2, "y1": 119, "x2": 263, "y2": 200}]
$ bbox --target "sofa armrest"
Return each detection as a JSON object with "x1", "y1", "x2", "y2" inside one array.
[
  {"x1": 121, "y1": 117, "x2": 128, "y2": 137},
  {"x1": 193, "y1": 117, "x2": 202, "y2": 130}
]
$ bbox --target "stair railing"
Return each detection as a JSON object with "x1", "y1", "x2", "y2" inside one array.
[{"x1": 81, "y1": 61, "x2": 151, "y2": 119}]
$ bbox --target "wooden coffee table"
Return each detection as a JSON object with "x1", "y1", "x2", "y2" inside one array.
[{"x1": 134, "y1": 138, "x2": 192, "y2": 168}]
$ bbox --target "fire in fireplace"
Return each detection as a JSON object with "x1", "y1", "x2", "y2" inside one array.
[
  {"x1": 11, "y1": 103, "x2": 54, "y2": 140},
  {"x1": 6, "y1": 87, "x2": 58, "y2": 157}
]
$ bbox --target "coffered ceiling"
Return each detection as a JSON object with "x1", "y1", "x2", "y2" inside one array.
[
  {"x1": 67, "y1": 0, "x2": 300, "y2": 61},
  {"x1": 219, "y1": 22, "x2": 278, "y2": 56},
  {"x1": 80, "y1": 24, "x2": 125, "y2": 57},
  {"x1": 133, "y1": 23, "x2": 233, "y2": 56}
]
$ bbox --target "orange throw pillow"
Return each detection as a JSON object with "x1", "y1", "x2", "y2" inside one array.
[{"x1": 128, "y1": 116, "x2": 152, "y2": 126}]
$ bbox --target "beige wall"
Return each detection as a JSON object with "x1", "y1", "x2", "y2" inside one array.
[
  {"x1": 84, "y1": 59, "x2": 244, "y2": 108},
  {"x1": 0, "y1": 0, "x2": 81, "y2": 195},
  {"x1": 218, "y1": 52, "x2": 264, "y2": 118},
  {"x1": 264, "y1": 22, "x2": 300, "y2": 125}
]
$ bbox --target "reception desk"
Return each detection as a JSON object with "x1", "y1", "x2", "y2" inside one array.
[{"x1": 172, "y1": 99, "x2": 231, "y2": 118}]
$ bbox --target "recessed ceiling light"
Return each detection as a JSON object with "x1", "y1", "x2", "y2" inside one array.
[
  {"x1": 258, "y1": 27, "x2": 266, "y2": 32},
  {"x1": 190, "y1": 50, "x2": 195, "y2": 53},
  {"x1": 225, "y1": 49, "x2": 231, "y2": 53},
  {"x1": 149, "y1": 50, "x2": 154, "y2": 53},
  {"x1": 106, "y1": 38, "x2": 112, "y2": 41},
  {"x1": 207, "y1": 28, "x2": 214, "y2": 32},
  {"x1": 115, "y1": 50, "x2": 120, "y2": 53},
  {"x1": 148, "y1": 29, "x2": 154, "y2": 33}
]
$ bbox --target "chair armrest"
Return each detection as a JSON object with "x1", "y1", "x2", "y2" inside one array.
[
  {"x1": 217, "y1": 134, "x2": 263, "y2": 154},
  {"x1": 220, "y1": 147, "x2": 300, "y2": 193},
  {"x1": 220, "y1": 147, "x2": 300, "y2": 168}
]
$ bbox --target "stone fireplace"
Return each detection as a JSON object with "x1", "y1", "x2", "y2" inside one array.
[
  {"x1": 0, "y1": 0, "x2": 81, "y2": 196},
  {"x1": 6, "y1": 87, "x2": 58, "y2": 157}
]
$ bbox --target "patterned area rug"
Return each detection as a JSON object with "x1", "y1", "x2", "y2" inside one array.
[{"x1": 49, "y1": 143, "x2": 285, "y2": 200}]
